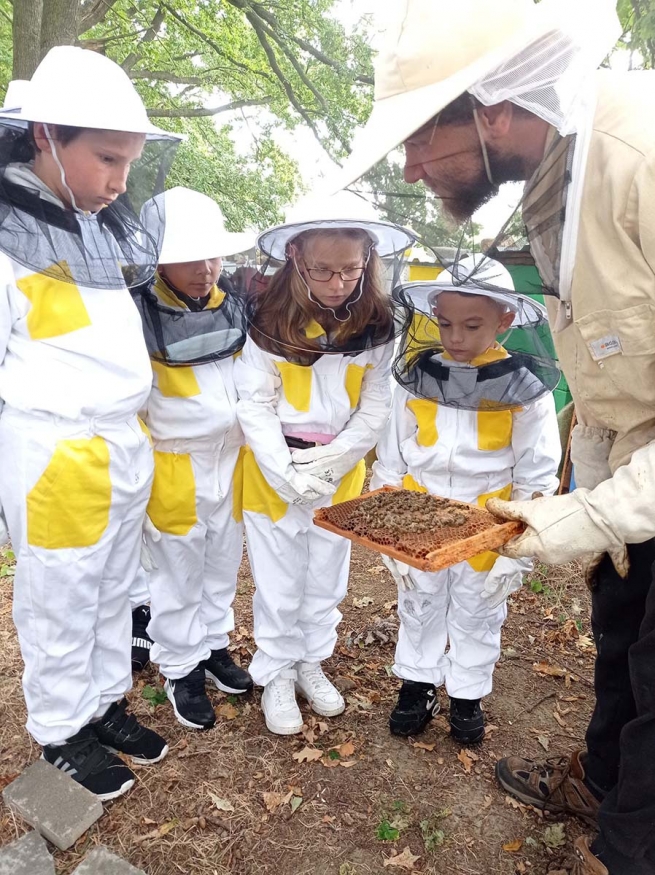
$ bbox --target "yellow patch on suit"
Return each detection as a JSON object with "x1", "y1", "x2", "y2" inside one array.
[
  {"x1": 137, "y1": 417, "x2": 153, "y2": 446},
  {"x1": 332, "y1": 460, "x2": 366, "y2": 505},
  {"x1": 407, "y1": 399, "x2": 439, "y2": 447},
  {"x1": 467, "y1": 483, "x2": 513, "y2": 571},
  {"x1": 477, "y1": 409, "x2": 513, "y2": 451},
  {"x1": 17, "y1": 264, "x2": 92, "y2": 340},
  {"x1": 147, "y1": 451, "x2": 198, "y2": 536},
  {"x1": 344, "y1": 363, "x2": 372, "y2": 408},
  {"x1": 152, "y1": 360, "x2": 201, "y2": 398},
  {"x1": 402, "y1": 473, "x2": 427, "y2": 493},
  {"x1": 275, "y1": 361, "x2": 312, "y2": 412},
  {"x1": 241, "y1": 446, "x2": 288, "y2": 523},
  {"x1": 27, "y1": 436, "x2": 111, "y2": 549},
  {"x1": 232, "y1": 446, "x2": 246, "y2": 523},
  {"x1": 304, "y1": 319, "x2": 327, "y2": 339}
]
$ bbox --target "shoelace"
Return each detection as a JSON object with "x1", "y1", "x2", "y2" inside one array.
[
  {"x1": 271, "y1": 678, "x2": 297, "y2": 709},
  {"x1": 300, "y1": 665, "x2": 334, "y2": 695},
  {"x1": 102, "y1": 704, "x2": 141, "y2": 740},
  {"x1": 184, "y1": 667, "x2": 209, "y2": 698}
]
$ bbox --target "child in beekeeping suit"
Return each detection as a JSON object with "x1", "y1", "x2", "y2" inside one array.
[
  {"x1": 0, "y1": 47, "x2": 181, "y2": 800},
  {"x1": 130, "y1": 186, "x2": 254, "y2": 728},
  {"x1": 235, "y1": 194, "x2": 414, "y2": 735},
  {"x1": 372, "y1": 256, "x2": 561, "y2": 744}
]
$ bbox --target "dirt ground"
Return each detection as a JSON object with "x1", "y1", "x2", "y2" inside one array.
[{"x1": 0, "y1": 539, "x2": 595, "y2": 875}]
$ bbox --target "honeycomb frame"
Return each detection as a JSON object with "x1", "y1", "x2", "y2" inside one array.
[{"x1": 313, "y1": 487, "x2": 525, "y2": 572}]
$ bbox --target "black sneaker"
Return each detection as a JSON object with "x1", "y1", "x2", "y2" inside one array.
[
  {"x1": 94, "y1": 698, "x2": 168, "y2": 764},
  {"x1": 42, "y1": 724, "x2": 135, "y2": 802},
  {"x1": 389, "y1": 680, "x2": 440, "y2": 736},
  {"x1": 165, "y1": 665, "x2": 216, "y2": 730},
  {"x1": 204, "y1": 648, "x2": 253, "y2": 694},
  {"x1": 131, "y1": 605, "x2": 153, "y2": 672},
  {"x1": 449, "y1": 697, "x2": 485, "y2": 744}
]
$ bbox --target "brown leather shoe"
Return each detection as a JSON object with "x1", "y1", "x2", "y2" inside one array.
[
  {"x1": 572, "y1": 837, "x2": 609, "y2": 874},
  {"x1": 495, "y1": 749, "x2": 601, "y2": 824}
]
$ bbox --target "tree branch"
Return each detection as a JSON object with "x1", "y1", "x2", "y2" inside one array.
[
  {"x1": 78, "y1": 0, "x2": 121, "y2": 34},
  {"x1": 160, "y1": 1, "x2": 275, "y2": 83},
  {"x1": 147, "y1": 97, "x2": 269, "y2": 118},
  {"x1": 129, "y1": 70, "x2": 205, "y2": 85}
]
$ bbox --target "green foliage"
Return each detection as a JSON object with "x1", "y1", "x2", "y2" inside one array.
[
  {"x1": 420, "y1": 819, "x2": 446, "y2": 852},
  {"x1": 141, "y1": 684, "x2": 168, "y2": 707},
  {"x1": 2, "y1": 0, "x2": 377, "y2": 227},
  {"x1": 617, "y1": 0, "x2": 655, "y2": 69},
  {"x1": 375, "y1": 820, "x2": 400, "y2": 842}
]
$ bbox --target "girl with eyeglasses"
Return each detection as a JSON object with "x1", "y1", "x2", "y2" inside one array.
[{"x1": 234, "y1": 196, "x2": 414, "y2": 735}]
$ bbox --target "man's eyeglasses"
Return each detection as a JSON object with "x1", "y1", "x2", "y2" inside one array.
[{"x1": 305, "y1": 267, "x2": 365, "y2": 282}]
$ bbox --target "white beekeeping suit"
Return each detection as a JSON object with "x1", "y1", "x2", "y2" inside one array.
[
  {"x1": 0, "y1": 47, "x2": 181, "y2": 750},
  {"x1": 372, "y1": 258, "x2": 561, "y2": 704},
  {"x1": 132, "y1": 188, "x2": 254, "y2": 707},
  {"x1": 235, "y1": 196, "x2": 414, "y2": 734}
]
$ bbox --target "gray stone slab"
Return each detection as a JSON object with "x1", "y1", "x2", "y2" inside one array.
[
  {"x1": 72, "y1": 846, "x2": 146, "y2": 874},
  {"x1": 0, "y1": 830, "x2": 55, "y2": 875},
  {"x1": 2, "y1": 759, "x2": 103, "y2": 850}
]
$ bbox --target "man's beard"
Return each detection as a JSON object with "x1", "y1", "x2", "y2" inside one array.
[{"x1": 437, "y1": 147, "x2": 527, "y2": 225}]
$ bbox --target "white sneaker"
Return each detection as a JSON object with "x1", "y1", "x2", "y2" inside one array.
[
  {"x1": 261, "y1": 670, "x2": 303, "y2": 735},
  {"x1": 295, "y1": 662, "x2": 345, "y2": 717}
]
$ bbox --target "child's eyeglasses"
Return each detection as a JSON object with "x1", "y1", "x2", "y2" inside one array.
[{"x1": 305, "y1": 267, "x2": 365, "y2": 282}]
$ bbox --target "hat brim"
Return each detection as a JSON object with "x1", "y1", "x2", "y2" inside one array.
[
  {"x1": 328, "y1": 0, "x2": 565, "y2": 191},
  {"x1": 0, "y1": 110, "x2": 183, "y2": 141},
  {"x1": 425, "y1": 283, "x2": 547, "y2": 327},
  {"x1": 258, "y1": 219, "x2": 415, "y2": 260},
  {"x1": 159, "y1": 231, "x2": 256, "y2": 264}
]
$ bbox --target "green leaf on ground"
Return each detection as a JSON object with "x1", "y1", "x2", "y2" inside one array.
[
  {"x1": 142, "y1": 684, "x2": 167, "y2": 707},
  {"x1": 376, "y1": 820, "x2": 400, "y2": 842}
]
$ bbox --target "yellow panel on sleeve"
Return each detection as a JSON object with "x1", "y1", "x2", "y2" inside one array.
[
  {"x1": 344, "y1": 363, "x2": 370, "y2": 408},
  {"x1": 467, "y1": 483, "x2": 513, "y2": 571},
  {"x1": 402, "y1": 474, "x2": 428, "y2": 493},
  {"x1": 477, "y1": 409, "x2": 513, "y2": 451},
  {"x1": 332, "y1": 459, "x2": 366, "y2": 505},
  {"x1": 147, "y1": 451, "x2": 198, "y2": 536},
  {"x1": 274, "y1": 361, "x2": 312, "y2": 412},
  {"x1": 27, "y1": 436, "x2": 111, "y2": 549},
  {"x1": 17, "y1": 263, "x2": 92, "y2": 340},
  {"x1": 241, "y1": 446, "x2": 288, "y2": 522},
  {"x1": 152, "y1": 360, "x2": 201, "y2": 398},
  {"x1": 137, "y1": 417, "x2": 153, "y2": 446},
  {"x1": 407, "y1": 399, "x2": 438, "y2": 447}
]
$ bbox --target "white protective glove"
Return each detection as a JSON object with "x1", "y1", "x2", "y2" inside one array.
[
  {"x1": 381, "y1": 553, "x2": 414, "y2": 591},
  {"x1": 140, "y1": 515, "x2": 161, "y2": 573},
  {"x1": 480, "y1": 555, "x2": 532, "y2": 609},
  {"x1": 291, "y1": 444, "x2": 361, "y2": 485},
  {"x1": 487, "y1": 491, "x2": 629, "y2": 580},
  {"x1": 276, "y1": 470, "x2": 337, "y2": 506}
]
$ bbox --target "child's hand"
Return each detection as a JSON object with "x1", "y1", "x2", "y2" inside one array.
[{"x1": 381, "y1": 554, "x2": 414, "y2": 591}]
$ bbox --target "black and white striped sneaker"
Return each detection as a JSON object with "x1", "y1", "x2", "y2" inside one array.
[
  {"x1": 131, "y1": 605, "x2": 153, "y2": 672},
  {"x1": 42, "y1": 724, "x2": 135, "y2": 801}
]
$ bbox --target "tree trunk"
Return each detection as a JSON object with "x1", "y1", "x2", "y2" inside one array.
[
  {"x1": 12, "y1": 0, "x2": 44, "y2": 79},
  {"x1": 40, "y1": 0, "x2": 80, "y2": 59}
]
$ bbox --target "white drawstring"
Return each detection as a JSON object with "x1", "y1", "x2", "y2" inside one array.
[{"x1": 43, "y1": 124, "x2": 83, "y2": 214}]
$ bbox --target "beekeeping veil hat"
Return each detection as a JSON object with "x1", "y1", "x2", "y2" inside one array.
[
  {"x1": 332, "y1": 0, "x2": 620, "y2": 189},
  {"x1": 0, "y1": 46, "x2": 182, "y2": 289},
  {"x1": 247, "y1": 191, "x2": 415, "y2": 365},
  {"x1": 393, "y1": 254, "x2": 561, "y2": 410},
  {"x1": 132, "y1": 187, "x2": 250, "y2": 366}
]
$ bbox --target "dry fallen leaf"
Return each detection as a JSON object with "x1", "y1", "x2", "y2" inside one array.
[
  {"x1": 412, "y1": 741, "x2": 436, "y2": 752},
  {"x1": 383, "y1": 847, "x2": 421, "y2": 870},
  {"x1": 262, "y1": 792, "x2": 287, "y2": 813},
  {"x1": 353, "y1": 596, "x2": 374, "y2": 608},
  {"x1": 457, "y1": 748, "x2": 475, "y2": 774},
  {"x1": 215, "y1": 702, "x2": 238, "y2": 720},
  {"x1": 159, "y1": 819, "x2": 179, "y2": 836},
  {"x1": 482, "y1": 795, "x2": 493, "y2": 810},
  {"x1": 322, "y1": 815, "x2": 336, "y2": 824},
  {"x1": 502, "y1": 839, "x2": 523, "y2": 853},
  {"x1": 289, "y1": 795, "x2": 302, "y2": 814},
  {"x1": 335, "y1": 740, "x2": 355, "y2": 758},
  {"x1": 292, "y1": 746, "x2": 323, "y2": 763},
  {"x1": 209, "y1": 793, "x2": 235, "y2": 812},
  {"x1": 340, "y1": 760, "x2": 357, "y2": 768}
]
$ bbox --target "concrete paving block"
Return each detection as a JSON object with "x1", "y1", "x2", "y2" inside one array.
[
  {"x1": 72, "y1": 846, "x2": 146, "y2": 874},
  {"x1": 0, "y1": 830, "x2": 55, "y2": 875},
  {"x1": 2, "y1": 759, "x2": 103, "y2": 850}
]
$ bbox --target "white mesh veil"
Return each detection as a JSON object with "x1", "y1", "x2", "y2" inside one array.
[{"x1": 469, "y1": 0, "x2": 621, "y2": 135}]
